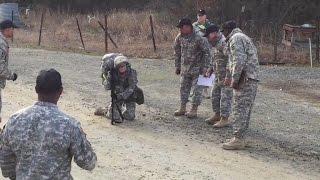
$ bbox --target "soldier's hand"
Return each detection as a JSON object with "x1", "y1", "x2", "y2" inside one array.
[
  {"x1": 231, "y1": 80, "x2": 240, "y2": 90},
  {"x1": 175, "y1": 68, "x2": 181, "y2": 75},
  {"x1": 12, "y1": 73, "x2": 18, "y2": 81},
  {"x1": 202, "y1": 68, "x2": 208, "y2": 77},
  {"x1": 224, "y1": 78, "x2": 231, "y2": 86},
  {"x1": 206, "y1": 68, "x2": 214, "y2": 77}
]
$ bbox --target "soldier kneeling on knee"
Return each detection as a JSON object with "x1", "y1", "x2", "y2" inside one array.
[{"x1": 95, "y1": 55, "x2": 143, "y2": 123}]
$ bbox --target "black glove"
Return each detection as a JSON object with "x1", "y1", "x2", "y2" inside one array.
[
  {"x1": 12, "y1": 73, "x2": 17, "y2": 81},
  {"x1": 175, "y1": 68, "x2": 181, "y2": 75}
]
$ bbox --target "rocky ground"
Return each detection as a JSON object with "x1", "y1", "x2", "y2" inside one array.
[{"x1": 0, "y1": 48, "x2": 319, "y2": 179}]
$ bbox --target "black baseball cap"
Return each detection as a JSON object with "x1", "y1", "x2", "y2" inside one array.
[
  {"x1": 197, "y1": 9, "x2": 206, "y2": 16},
  {"x1": 221, "y1": 20, "x2": 237, "y2": 32},
  {"x1": 36, "y1": 69, "x2": 63, "y2": 94},
  {"x1": 204, "y1": 24, "x2": 220, "y2": 37},
  {"x1": 0, "y1": 20, "x2": 17, "y2": 30},
  {"x1": 177, "y1": 18, "x2": 193, "y2": 28}
]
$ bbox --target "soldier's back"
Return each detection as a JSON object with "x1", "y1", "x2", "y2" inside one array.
[{"x1": 3, "y1": 101, "x2": 81, "y2": 179}]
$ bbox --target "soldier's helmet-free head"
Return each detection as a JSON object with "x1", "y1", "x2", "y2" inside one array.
[
  {"x1": 177, "y1": 18, "x2": 193, "y2": 28},
  {"x1": 204, "y1": 24, "x2": 220, "y2": 37},
  {"x1": 0, "y1": 20, "x2": 17, "y2": 30},
  {"x1": 36, "y1": 69, "x2": 62, "y2": 95},
  {"x1": 221, "y1": 20, "x2": 237, "y2": 36}
]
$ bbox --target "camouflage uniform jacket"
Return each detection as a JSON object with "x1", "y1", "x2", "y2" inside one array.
[
  {"x1": 227, "y1": 28, "x2": 259, "y2": 83},
  {"x1": 193, "y1": 20, "x2": 212, "y2": 37},
  {"x1": 0, "y1": 32, "x2": 15, "y2": 89},
  {"x1": 209, "y1": 32, "x2": 231, "y2": 84},
  {"x1": 174, "y1": 32, "x2": 212, "y2": 75},
  {"x1": 0, "y1": 101, "x2": 97, "y2": 180},
  {"x1": 109, "y1": 67, "x2": 138, "y2": 101}
]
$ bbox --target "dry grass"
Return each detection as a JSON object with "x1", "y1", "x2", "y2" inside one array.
[{"x1": 12, "y1": 10, "x2": 313, "y2": 64}]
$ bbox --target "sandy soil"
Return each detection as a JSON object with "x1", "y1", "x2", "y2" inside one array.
[{"x1": 0, "y1": 48, "x2": 319, "y2": 180}]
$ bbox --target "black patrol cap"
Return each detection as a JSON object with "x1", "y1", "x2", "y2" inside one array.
[
  {"x1": 197, "y1": 9, "x2": 206, "y2": 16},
  {"x1": 0, "y1": 20, "x2": 17, "y2": 30},
  {"x1": 204, "y1": 24, "x2": 220, "y2": 37},
  {"x1": 221, "y1": 20, "x2": 237, "y2": 32},
  {"x1": 176, "y1": 18, "x2": 193, "y2": 28},
  {"x1": 36, "y1": 69, "x2": 63, "y2": 94}
]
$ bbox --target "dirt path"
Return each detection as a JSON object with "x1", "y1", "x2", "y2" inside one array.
[{"x1": 0, "y1": 48, "x2": 319, "y2": 179}]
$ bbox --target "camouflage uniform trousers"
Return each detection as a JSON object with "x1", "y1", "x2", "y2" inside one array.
[
  {"x1": 232, "y1": 79, "x2": 258, "y2": 138},
  {"x1": 180, "y1": 73, "x2": 204, "y2": 106},
  {"x1": 0, "y1": 89, "x2": 2, "y2": 116},
  {"x1": 211, "y1": 80, "x2": 233, "y2": 118},
  {"x1": 107, "y1": 101, "x2": 136, "y2": 121}
]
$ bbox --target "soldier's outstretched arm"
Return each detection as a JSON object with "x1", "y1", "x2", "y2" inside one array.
[
  {"x1": 117, "y1": 70, "x2": 138, "y2": 100},
  {"x1": 174, "y1": 35, "x2": 182, "y2": 69},
  {"x1": 0, "y1": 129, "x2": 17, "y2": 179},
  {"x1": 70, "y1": 122, "x2": 97, "y2": 171},
  {"x1": 230, "y1": 38, "x2": 247, "y2": 84}
]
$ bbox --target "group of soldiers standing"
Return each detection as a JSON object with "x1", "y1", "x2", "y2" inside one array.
[{"x1": 174, "y1": 10, "x2": 259, "y2": 150}]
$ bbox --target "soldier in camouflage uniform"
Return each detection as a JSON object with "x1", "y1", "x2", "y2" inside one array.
[
  {"x1": 203, "y1": 25, "x2": 233, "y2": 127},
  {"x1": 0, "y1": 69, "x2": 97, "y2": 179},
  {"x1": 94, "y1": 53, "x2": 123, "y2": 116},
  {"x1": 174, "y1": 18, "x2": 212, "y2": 118},
  {"x1": 0, "y1": 20, "x2": 18, "y2": 123},
  {"x1": 106, "y1": 56, "x2": 138, "y2": 123},
  {"x1": 221, "y1": 21, "x2": 259, "y2": 150}
]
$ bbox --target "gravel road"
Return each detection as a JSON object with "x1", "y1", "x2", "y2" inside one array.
[{"x1": 0, "y1": 48, "x2": 319, "y2": 179}]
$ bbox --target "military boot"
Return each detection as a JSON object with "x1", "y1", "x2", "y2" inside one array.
[
  {"x1": 174, "y1": 104, "x2": 187, "y2": 116},
  {"x1": 222, "y1": 137, "x2": 246, "y2": 150},
  {"x1": 186, "y1": 105, "x2": 198, "y2": 118},
  {"x1": 213, "y1": 116, "x2": 230, "y2": 128},
  {"x1": 94, "y1": 107, "x2": 108, "y2": 116},
  {"x1": 205, "y1": 113, "x2": 220, "y2": 125}
]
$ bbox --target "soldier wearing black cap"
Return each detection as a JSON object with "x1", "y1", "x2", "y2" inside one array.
[
  {"x1": 220, "y1": 20, "x2": 260, "y2": 150},
  {"x1": 193, "y1": 9, "x2": 212, "y2": 37},
  {"x1": 203, "y1": 24, "x2": 233, "y2": 129},
  {"x1": 0, "y1": 69, "x2": 97, "y2": 179},
  {"x1": 174, "y1": 18, "x2": 212, "y2": 118},
  {"x1": 0, "y1": 20, "x2": 18, "y2": 123}
]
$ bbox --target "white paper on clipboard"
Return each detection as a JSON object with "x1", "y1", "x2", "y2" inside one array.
[{"x1": 197, "y1": 74, "x2": 215, "y2": 87}]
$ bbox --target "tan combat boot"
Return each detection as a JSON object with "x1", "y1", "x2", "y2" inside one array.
[
  {"x1": 186, "y1": 105, "x2": 198, "y2": 118},
  {"x1": 94, "y1": 107, "x2": 108, "y2": 116},
  {"x1": 222, "y1": 137, "x2": 246, "y2": 150},
  {"x1": 213, "y1": 116, "x2": 230, "y2": 128},
  {"x1": 174, "y1": 104, "x2": 187, "y2": 116},
  {"x1": 205, "y1": 113, "x2": 220, "y2": 125}
]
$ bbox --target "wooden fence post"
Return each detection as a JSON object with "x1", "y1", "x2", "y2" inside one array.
[
  {"x1": 104, "y1": 14, "x2": 108, "y2": 53},
  {"x1": 38, "y1": 10, "x2": 45, "y2": 46},
  {"x1": 149, "y1": 15, "x2": 156, "y2": 52},
  {"x1": 76, "y1": 17, "x2": 85, "y2": 51},
  {"x1": 97, "y1": 21, "x2": 118, "y2": 48},
  {"x1": 316, "y1": 19, "x2": 320, "y2": 64}
]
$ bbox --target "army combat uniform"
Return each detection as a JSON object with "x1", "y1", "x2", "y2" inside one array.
[
  {"x1": 210, "y1": 33, "x2": 233, "y2": 120},
  {"x1": 0, "y1": 32, "x2": 16, "y2": 116},
  {"x1": 227, "y1": 28, "x2": 259, "y2": 139},
  {"x1": 106, "y1": 62, "x2": 138, "y2": 122},
  {"x1": 0, "y1": 101, "x2": 97, "y2": 179},
  {"x1": 193, "y1": 20, "x2": 212, "y2": 37},
  {"x1": 101, "y1": 53, "x2": 123, "y2": 90},
  {"x1": 174, "y1": 32, "x2": 212, "y2": 115}
]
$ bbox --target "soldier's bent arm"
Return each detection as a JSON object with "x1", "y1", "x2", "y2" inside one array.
[
  {"x1": 0, "y1": 130, "x2": 17, "y2": 179},
  {"x1": 174, "y1": 35, "x2": 182, "y2": 68},
  {"x1": 118, "y1": 70, "x2": 138, "y2": 100},
  {"x1": 230, "y1": 38, "x2": 247, "y2": 83},
  {"x1": 199, "y1": 38, "x2": 212, "y2": 68},
  {"x1": 0, "y1": 48, "x2": 13, "y2": 80},
  {"x1": 70, "y1": 122, "x2": 97, "y2": 171}
]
